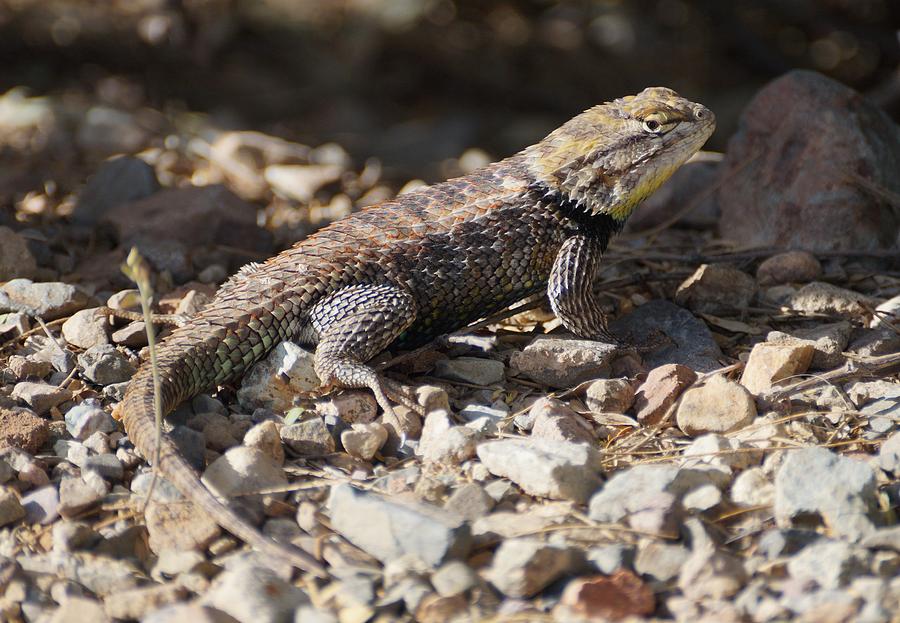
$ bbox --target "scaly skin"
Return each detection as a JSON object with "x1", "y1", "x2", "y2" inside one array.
[{"x1": 120, "y1": 87, "x2": 715, "y2": 575}]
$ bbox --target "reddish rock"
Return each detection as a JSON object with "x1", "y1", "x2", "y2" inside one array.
[
  {"x1": 756, "y1": 251, "x2": 822, "y2": 286},
  {"x1": 633, "y1": 364, "x2": 697, "y2": 426},
  {"x1": 0, "y1": 407, "x2": 49, "y2": 454},
  {"x1": 556, "y1": 572, "x2": 655, "y2": 621},
  {"x1": 718, "y1": 70, "x2": 900, "y2": 251}
]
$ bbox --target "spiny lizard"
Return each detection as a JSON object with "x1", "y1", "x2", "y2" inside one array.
[{"x1": 120, "y1": 87, "x2": 715, "y2": 575}]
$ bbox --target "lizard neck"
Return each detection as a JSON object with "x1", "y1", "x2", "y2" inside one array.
[{"x1": 529, "y1": 181, "x2": 625, "y2": 252}]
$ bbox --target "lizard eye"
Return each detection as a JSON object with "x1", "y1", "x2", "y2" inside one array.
[
  {"x1": 643, "y1": 119, "x2": 660, "y2": 132},
  {"x1": 641, "y1": 114, "x2": 676, "y2": 135}
]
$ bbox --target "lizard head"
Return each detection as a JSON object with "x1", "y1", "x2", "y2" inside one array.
[{"x1": 527, "y1": 87, "x2": 716, "y2": 224}]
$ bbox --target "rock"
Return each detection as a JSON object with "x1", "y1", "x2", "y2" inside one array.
[
  {"x1": 103, "y1": 185, "x2": 272, "y2": 254},
  {"x1": 202, "y1": 446, "x2": 288, "y2": 513},
  {"x1": 767, "y1": 321, "x2": 852, "y2": 370},
  {"x1": 634, "y1": 542, "x2": 690, "y2": 583},
  {"x1": 49, "y1": 597, "x2": 111, "y2": 623},
  {"x1": 102, "y1": 582, "x2": 188, "y2": 621},
  {"x1": 787, "y1": 282, "x2": 875, "y2": 317},
  {"x1": 740, "y1": 341, "x2": 813, "y2": 395},
  {"x1": 786, "y1": 540, "x2": 870, "y2": 590},
  {"x1": 74, "y1": 156, "x2": 160, "y2": 225},
  {"x1": 328, "y1": 484, "x2": 471, "y2": 566},
  {"x1": 676, "y1": 375, "x2": 756, "y2": 436},
  {"x1": 678, "y1": 546, "x2": 747, "y2": 600},
  {"x1": 65, "y1": 403, "x2": 116, "y2": 440},
  {"x1": 237, "y1": 342, "x2": 319, "y2": 412},
  {"x1": 421, "y1": 421, "x2": 476, "y2": 465},
  {"x1": 731, "y1": 467, "x2": 775, "y2": 507},
  {"x1": 775, "y1": 447, "x2": 879, "y2": 541},
  {"x1": 316, "y1": 390, "x2": 378, "y2": 424},
  {"x1": 431, "y1": 560, "x2": 478, "y2": 597},
  {"x1": 756, "y1": 251, "x2": 822, "y2": 286},
  {"x1": 476, "y1": 438, "x2": 603, "y2": 503},
  {"x1": 110, "y1": 321, "x2": 148, "y2": 348},
  {"x1": 878, "y1": 432, "x2": 900, "y2": 475},
  {"x1": 434, "y1": 356, "x2": 505, "y2": 386},
  {"x1": 144, "y1": 604, "x2": 240, "y2": 623},
  {"x1": 588, "y1": 465, "x2": 687, "y2": 536},
  {"x1": 718, "y1": 70, "x2": 900, "y2": 251},
  {"x1": 0, "y1": 311, "x2": 30, "y2": 339},
  {"x1": 11, "y1": 382, "x2": 72, "y2": 415},
  {"x1": 611, "y1": 300, "x2": 723, "y2": 372},
  {"x1": 633, "y1": 364, "x2": 697, "y2": 426},
  {"x1": 848, "y1": 325, "x2": 900, "y2": 357},
  {"x1": 280, "y1": 417, "x2": 335, "y2": 456},
  {"x1": 82, "y1": 454, "x2": 124, "y2": 482},
  {"x1": 529, "y1": 397, "x2": 594, "y2": 444},
  {"x1": 264, "y1": 163, "x2": 343, "y2": 202},
  {"x1": 444, "y1": 483, "x2": 494, "y2": 521},
  {"x1": 0, "y1": 279, "x2": 91, "y2": 320},
  {"x1": 674, "y1": 264, "x2": 756, "y2": 314},
  {"x1": 556, "y1": 571, "x2": 655, "y2": 622},
  {"x1": 871, "y1": 294, "x2": 900, "y2": 329},
  {"x1": 77, "y1": 345, "x2": 135, "y2": 385},
  {"x1": 58, "y1": 476, "x2": 106, "y2": 518},
  {"x1": 340, "y1": 422, "x2": 388, "y2": 461},
  {"x1": 485, "y1": 539, "x2": 582, "y2": 598},
  {"x1": 146, "y1": 500, "x2": 221, "y2": 554},
  {"x1": 21, "y1": 485, "x2": 60, "y2": 524},
  {"x1": 458, "y1": 401, "x2": 508, "y2": 427},
  {"x1": 0, "y1": 487, "x2": 25, "y2": 527},
  {"x1": 61, "y1": 308, "x2": 111, "y2": 349},
  {"x1": 76, "y1": 106, "x2": 146, "y2": 155},
  {"x1": 201, "y1": 558, "x2": 309, "y2": 623},
  {"x1": 6, "y1": 354, "x2": 52, "y2": 380},
  {"x1": 243, "y1": 420, "x2": 285, "y2": 465},
  {"x1": 0, "y1": 406, "x2": 49, "y2": 453},
  {"x1": 861, "y1": 526, "x2": 900, "y2": 552},
  {"x1": 585, "y1": 378, "x2": 635, "y2": 415},
  {"x1": 0, "y1": 226, "x2": 37, "y2": 281},
  {"x1": 509, "y1": 336, "x2": 617, "y2": 389}
]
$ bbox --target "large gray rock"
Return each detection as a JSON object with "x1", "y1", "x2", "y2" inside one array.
[
  {"x1": 0, "y1": 226, "x2": 37, "y2": 281},
  {"x1": 328, "y1": 484, "x2": 471, "y2": 567},
  {"x1": 0, "y1": 279, "x2": 91, "y2": 320},
  {"x1": 509, "y1": 336, "x2": 617, "y2": 389},
  {"x1": 718, "y1": 70, "x2": 900, "y2": 251},
  {"x1": 774, "y1": 447, "x2": 880, "y2": 541},
  {"x1": 73, "y1": 156, "x2": 160, "y2": 225}
]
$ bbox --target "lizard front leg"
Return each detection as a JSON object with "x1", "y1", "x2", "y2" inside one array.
[
  {"x1": 309, "y1": 283, "x2": 420, "y2": 417},
  {"x1": 547, "y1": 233, "x2": 617, "y2": 343}
]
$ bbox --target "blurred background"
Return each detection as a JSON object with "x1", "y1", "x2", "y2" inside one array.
[{"x1": 1, "y1": 0, "x2": 898, "y2": 217}]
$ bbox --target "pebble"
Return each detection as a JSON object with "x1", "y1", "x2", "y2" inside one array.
[
  {"x1": 0, "y1": 405, "x2": 50, "y2": 453},
  {"x1": 340, "y1": 422, "x2": 388, "y2": 461},
  {"x1": 316, "y1": 390, "x2": 378, "y2": 424},
  {"x1": 200, "y1": 557, "x2": 310, "y2": 623},
  {"x1": 82, "y1": 453, "x2": 124, "y2": 482},
  {"x1": 633, "y1": 542, "x2": 690, "y2": 583},
  {"x1": 236, "y1": 342, "x2": 319, "y2": 412},
  {"x1": 242, "y1": 420, "x2": 285, "y2": 465},
  {"x1": 431, "y1": 560, "x2": 477, "y2": 597},
  {"x1": 485, "y1": 539, "x2": 582, "y2": 598},
  {"x1": 786, "y1": 540, "x2": 869, "y2": 590},
  {"x1": 77, "y1": 344, "x2": 136, "y2": 385},
  {"x1": 110, "y1": 321, "x2": 148, "y2": 347},
  {"x1": 418, "y1": 409, "x2": 473, "y2": 465},
  {"x1": 509, "y1": 336, "x2": 617, "y2": 388},
  {"x1": 730, "y1": 467, "x2": 775, "y2": 507},
  {"x1": 145, "y1": 500, "x2": 221, "y2": 554},
  {"x1": 280, "y1": 417, "x2": 335, "y2": 456},
  {"x1": 202, "y1": 446, "x2": 288, "y2": 512},
  {"x1": 21, "y1": 485, "x2": 60, "y2": 524},
  {"x1": 6, "y1": 354, "x2": 53, "y2": 380},
  {"x1": 65, "y1": 403, "x2": 117, "y2": 440},
  {"x1": 434, "y1": 356, "x2": 505, "y2": 386},
  {"x1": 587, "y1": 544, "x2": 634, "y2": 574},
  {"x1": 675, "y1": 374, "x2": 756, "y2": 436},
  {"x1": 756, "y1": 251, "x2": 822, "y2": 286},
  {"x1": 584, "y1": 378, "x2": 635, "y2": 415},
  {"x1": 77, "y1": 106, "x2": 147, "y2": 154},
  {"x1": 144, "y1": 604, "x2": 241, "y2": 623},
  {"x1": 768, "y1": 321, "x2": 851, "y2": 370},
  {"x1": 48, "y1": 596, "x2": 111, "y2": 623},
  {"x1": 633, "y1": 364, "x2": 697, "y2": 426},
  {"x1": 740, "y1": 341, "x2": 813, "y2": 395},
  {"x1": 556, "y1": 571, "x2": 655, "y2": 622},
  {"x1": 73, "y1": 155, "x2": 160, "y2": 225},
  {"x1": 848, "y1": 325, "x2": 900, "y2": 357},
  {"x1": 103, "y1": 582, "x2": 189, "y2": 621},
  {"x1": 58, "y1": 475, "x2": 107, "y2": 518},
  {"x1": 787, "y1": 281, "x2": 873, "y2": 317},
  {"x1": 458, "y1": 401, "x2": 508, "y2": 425},
  {"x1": 871, "y1": 293, "x2": 900, "y2": 329},
  {"x1": 61, "y1": 308, "x2": 111, "y2": 349},
  {"x1": 674, "y1": 263, "x2": 756, "y2": 314},
  {"x1": 588, "y1": 464, "x2": 685, "y2": 536},
  {"x1": 265, "y1": 163, "x2": 343, "y2": 202},
  {"x1": 0, "y1": 311, "x2": 30, "y2": 338},
  {"x1": 328, "y1": 483, "x2": 471, "y2": 566},
  {"x1": 610, "y1": 300, "x2": 723, "y2": 372},
  {"x1": 678, "y1": 546, "x2": 747, "y2": 601},
  {"x1": 444, "y1": 482, "x2": 494, "y2": 521},
  {"x1": 0, "y1": 487, "x2": 25, "y2": 527},
  {"x1": 0, "y1": 226, "x2": 37, "y2": 281},
  {"x1": 52, "y1": 520, "x2": 98, "y2": 552},
  {"x1": 477, "y1": 438, "x2": 603, "y2": 503},
  {"x1": 878, "y1": 432, "x2": 900, "y2": 475},
  {"x1": 529, "y1": 397, "x2": 594, "y2": 444},
  {"x1": 775, "y1": 447, "x2": 879, "y2": 541},
  {"x1": 11, "y1": 381, "x2": 72, "y2": 415},
  {"x1": 0, "y1": 279, "x2": 91, "y2": 320}
]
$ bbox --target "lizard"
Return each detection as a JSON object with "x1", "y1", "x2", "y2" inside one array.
[{"x1": 119, "y1": 87, "x2": 715, "y2": 576}]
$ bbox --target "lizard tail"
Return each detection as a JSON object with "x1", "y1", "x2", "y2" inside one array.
[{"x1": 120, "y1": 322, "x2": 327, "y2": 578}]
